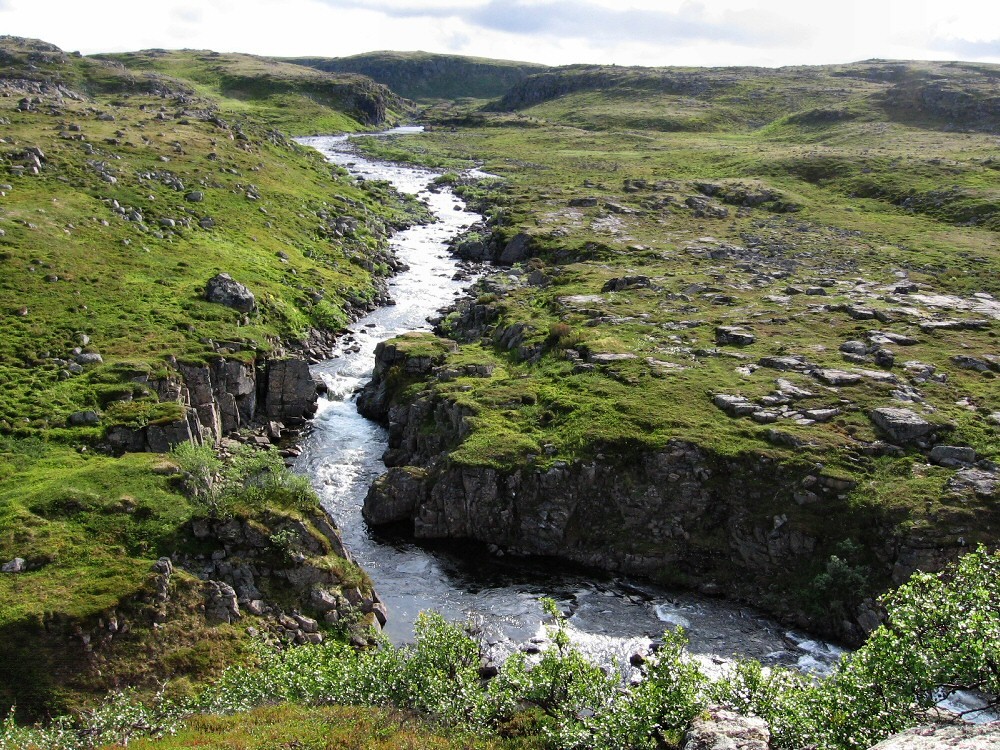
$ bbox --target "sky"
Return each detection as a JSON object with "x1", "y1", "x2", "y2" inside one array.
[{"x1": 1, "y1": 0, "x2": 999, "y2": 68}]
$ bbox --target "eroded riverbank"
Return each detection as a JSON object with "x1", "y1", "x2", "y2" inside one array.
[{"x1": 294, "y1": 130, "x2": 845, "y2": 675}]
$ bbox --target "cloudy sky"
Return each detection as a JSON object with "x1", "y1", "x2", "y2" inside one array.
[{"x1": 2, "y1": 0, "x2": 998, "y2": 67}]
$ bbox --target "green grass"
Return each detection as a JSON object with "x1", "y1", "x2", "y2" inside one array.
[{"x1": 349, "y1": 61, "x2": 1000, "y2": 614}]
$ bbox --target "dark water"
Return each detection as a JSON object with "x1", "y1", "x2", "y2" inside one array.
[{"x1": 293, "y1": 130, "x2": 847, "y2": 677}]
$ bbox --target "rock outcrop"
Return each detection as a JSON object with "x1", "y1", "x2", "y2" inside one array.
[
  {"x1": 682, "y1": 707, "x2": 771, "y2": 750},
  {"x1": 106, "y1": 355, "x2": 322, "y2": 452},
  {"x1": 205, "y1": 273, "x2": 256, "y2": 313},
  {"x1": 868, "y1": 723, "x2": 1000, "y2": 750}
]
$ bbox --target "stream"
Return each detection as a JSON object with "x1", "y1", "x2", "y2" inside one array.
[{"x1": 293, "y1": 129, "x2": 847, "y2": 678}]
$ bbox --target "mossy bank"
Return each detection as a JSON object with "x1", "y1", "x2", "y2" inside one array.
[
  {"x1": 353, "y1": 58, "x2": 1000, "y2": 644},
  {"x1": 0, "y1": 36, "x2": 417, "y2": 719}
]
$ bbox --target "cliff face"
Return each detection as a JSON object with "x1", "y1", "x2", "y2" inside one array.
[
  {"x1": 358, "y1": 341, "x2": 976, "y2": 645},
  {"x1": 105, "y1": 355, "x2": 321, "y2": 453}
]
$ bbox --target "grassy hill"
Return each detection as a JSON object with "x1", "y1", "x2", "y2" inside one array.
[
  {"x1": 0, "y1": 36, "x2": 422, "y2": 719},
  {"x1": 350, "y1": 58, "x2": 1000, "y2": 637},
  {"x1": 286, "y1": 50, "x2": 548, "y2": 102}
]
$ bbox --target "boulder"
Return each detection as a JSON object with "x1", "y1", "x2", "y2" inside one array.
[
  {"x1": 868, "y1": 723, "x2": 1000, "y2": 750},
  {"x1": 682, "y1": 706, "x2": 770, "y2": 750},
  {"x1": 1, "y1": 558, "x2": 26, "y2": 573},
  {"x1": 929, "y1": 445, "x2": 976, "y2": 468},
  {"x1": 869, "y1": 407, "x2": 936, "y2": 444},
  {"x1": 67, "y1": 410, "x2": 100, "y2": 426},
  {"x1": 205, "y1": 273, "x2": 255, "y2": 313},
  {"x1": 203, "y1": 580, "x2": 240, "y2": 624},
  {"x1": 715, "y1": 326, "x2": 756, "y2": 346},
  {"x1": 74, "y1": 352, "x2": 103, "y2": 365},
  {"x1": 814, "y1": 369, "x2": 863, "y2": 386},
  {"x1": 264, "y1": 358, "x2": 318, "y2": 421},
  {"x1": 498, "y1": 233, "x2": 532, "y2": 265},
  {"x1": 713, "y1": 394, "x2": 757, "y2": 417},
  {"x1": 364, "y1": 466, "x2": 429, "y2": 525}
]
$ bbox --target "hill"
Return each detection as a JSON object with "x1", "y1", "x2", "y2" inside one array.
[
  {"x1": 349, "y1": 57, "x2": 1000, "y2": 648},
  {"x1": 487, "y1": 59, "x2": 1000, "y2": 134},
  {"x1": 285, "y1": 50, "x2": 548, "y2": 101},
  {"x1": 0, "y1": 36, "x2": 421, "y2": 718}
]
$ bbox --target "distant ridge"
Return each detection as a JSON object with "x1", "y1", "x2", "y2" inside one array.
[{"x1": 284, "y1": 50, "x2": 548, "y2": 101}]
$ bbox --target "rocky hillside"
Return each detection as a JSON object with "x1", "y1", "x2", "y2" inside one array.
[
  {"x1": 351, "y1": 58, "x2": 1000, "y2": 644},
  {"x1": 488, "y1": 59, "x2": 1000, "y2": 133},
  {"x1": 0, "y1": 36, "x2": 419, "y2": 718},
  {"x1": 96, "y1": 48, "x2": 410, "y2": 134},
  {"x1": 286, "y1": 50, "x2": 548, "y2": 101}
]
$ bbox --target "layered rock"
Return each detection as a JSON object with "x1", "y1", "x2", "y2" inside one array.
[{"x1": 106, "y1": 355, "x2": 321, "y2": 452}]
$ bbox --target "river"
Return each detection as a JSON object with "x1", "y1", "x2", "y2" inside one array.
[{"x1": 293, "y1": 129, "x2": 846, "y2": 677}]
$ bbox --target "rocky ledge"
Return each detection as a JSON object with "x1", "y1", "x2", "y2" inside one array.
[{"x1": 356, "y1": 337, "x2": 984, "y2": 645}]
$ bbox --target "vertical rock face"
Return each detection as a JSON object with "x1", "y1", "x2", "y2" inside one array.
[
  {"x1": 682, "y1": 707, "x2": 771, "y2": 750},
  {"x1": 105, "y1": 355, "x2": 317, "y2": 451},
  {"x1": 264, "y1": 358, "x2": 319, "y2": 422}
]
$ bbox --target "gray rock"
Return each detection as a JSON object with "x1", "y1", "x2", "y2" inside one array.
[
  {"x1": 498, "y1": 233, "x2": 532, "y2": 265},
  {"x1": 713, "y1": 394, "x2": 757, "y2": 417},
  {"x1": 205, "y1": 273, "x2": 255, "y2": 313},
  {"x1": 588, "y1": 352, "x2": 639, "y2": 364},
  {"x1": 1, "y1": 558, "x2": 26, "y2": 573},
  {"x1": 869, "y1": 407, "x2": 937, "y2": 443},
  {"x1": 682, "y1": 706, "x2": 770, "y2": 750},
  {"x1": 814, "y1": 369, "x2": 863, "y2": 386},
  {"x1": 930, "y1": 445, "x2": 977, "y2": 467},
  {"x1": 868, "y1": 723, "x2": 1000, "y2": 750},
  {"x1": 951, "y1": 355, "x2": 999, "y2": 373},
  {"x1": 805, "y1": 286, "x2": 827, "y2": 295},
  {"x1": 67, "y1": 410, "x2": 100, "y2": 426},
  {"x1": 568, "y1": 197, "x2": 598, "y2": 207},
  {"x1": 947, "y1": 468, "x2": 997, "y2": 497},
  {"x1": 264, "y1": 358, "x2": 319, "y2": 421},
  {"x1": 840, "y1": 340, "x2": 869, "y2": 355},
  {"x1": 715, "y1": 326, "x2": 756, "y2": 346},
  {"x1": 185, "y1": 191, "x2": 204, "y2": 202},
  {"x1": 364, "y1": 467, "x2": 429, "y2": 525},
  {"x1": 74, "y1": 352, "x2": 103, "y2": 365},
  {"x1": 759, "y1": 356, "x2": 812, "y2": 372},
  {"x1": 603, "y1": 275, "x2": 653, "y2": 292},
  {"x1": 203, "y1": 580, "x2": 241, "y2": 624},
  {"x1": 804, "y1": 408, "x2": 840, "y2": 422}
]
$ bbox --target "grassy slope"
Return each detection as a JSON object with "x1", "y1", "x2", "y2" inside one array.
[
  {"x1": 286, "y1": 50, "x2": 548, "y2": 101},
  {"x1": 97, "y1": 48, "x2": 411, "y2": 134},
  {"x1": 116, "y1": 704, "x2": 532, "y2": 750},
  {"x1": 0, "y1": 37, "x2": 411, "y2": 718},
  {"x1": 355, "y1": 60, "x2": 1000, "y2": 600}
]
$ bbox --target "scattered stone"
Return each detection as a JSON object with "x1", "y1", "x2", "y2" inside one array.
[
  {"x1": 759, "y1": 355, "x2": 812, "y2": 372},
  {"x1": 873, "y1": 348, "x2": 895, "y2": 368},
  {"x1": 587, "y1": 352, "x2": 638, "y2": 364},
  {"x1": 205, "y1": 273, "x2": 255, "y2": 313},
  {"x1": 947, "y1": 468, "x2": 997, "y2": 498},
  {"x1": 602, "y1": 275, "x2": 653, "y2": 292},
  {"x1": 682, "y1": 706, "x2": 770, "y2": 750},
  {"x1": 1, "y1": 558, "x2": 26, "y2": 573},
  {"x1": 868, "y1": 722, "x2": 1000, "y2": 750},
  {"x1": 805, "y1": 286, "x2": 827, "y2": 296},
  {"x1": 775, "y1": 379, "x2": 814, "y2": 399},
  {"x1": 869, "y1": 407, "x2": 937, "y2": 444},
  {"x1": 713, "y1": 394, "x2": 757, "y2": 417},
  {"x1": 951, "y1": 354, "x2": 999, "y2": 373},
  {"x1": 929, "y1": 445, "x2": 976, "y2": 467},
  {"x1": 751, "y1": 410, "x2": 781, "y2": 424},
  {"x1": 813, "y1": 369, "x2": 862, "y2": 386},
  {"x1": 568, "y1": 197, "x2": 598, "y2": 207},
  {"x1": 74, "y1": 352, "x2": 103, "y2": 365},
  {"x1": 67, "y1": 410, "x2": 100, "y2": 426},
  {"x1": 185, "y1": 190, "x2": 204, "y2": 202},
  {"x1": 920, "y1": 319, "x2": 990, "y2": 332},
  {"x1": 715, "y1": 326, "x2": 755, "y2": 346},
  {"x1": 840, "y1": 340, "x2": 868, "y2": 355},
  {"x1": 803, "y1": 408, "x2": 839, "y2": 422}
]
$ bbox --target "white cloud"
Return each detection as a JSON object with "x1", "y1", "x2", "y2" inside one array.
[{"x1": 0, "y1": 0, "x2": 997, "y2": 66}]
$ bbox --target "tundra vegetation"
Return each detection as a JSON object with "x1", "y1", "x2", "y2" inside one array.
[{"x1": 0, "y1": 36, "x2": 998, "y2": 748}]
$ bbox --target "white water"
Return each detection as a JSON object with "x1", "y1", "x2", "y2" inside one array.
[{"x1": 293, "y1": 130, "x2": 847, "y2": 677}]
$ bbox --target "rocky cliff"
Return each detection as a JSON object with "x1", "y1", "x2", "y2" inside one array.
[
  {"x1": 104, "y1": 354, "x2": 322, "y2": 453},
  {"x1": 357, "y1": 335, "x2": 986, "y2": 645}
]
